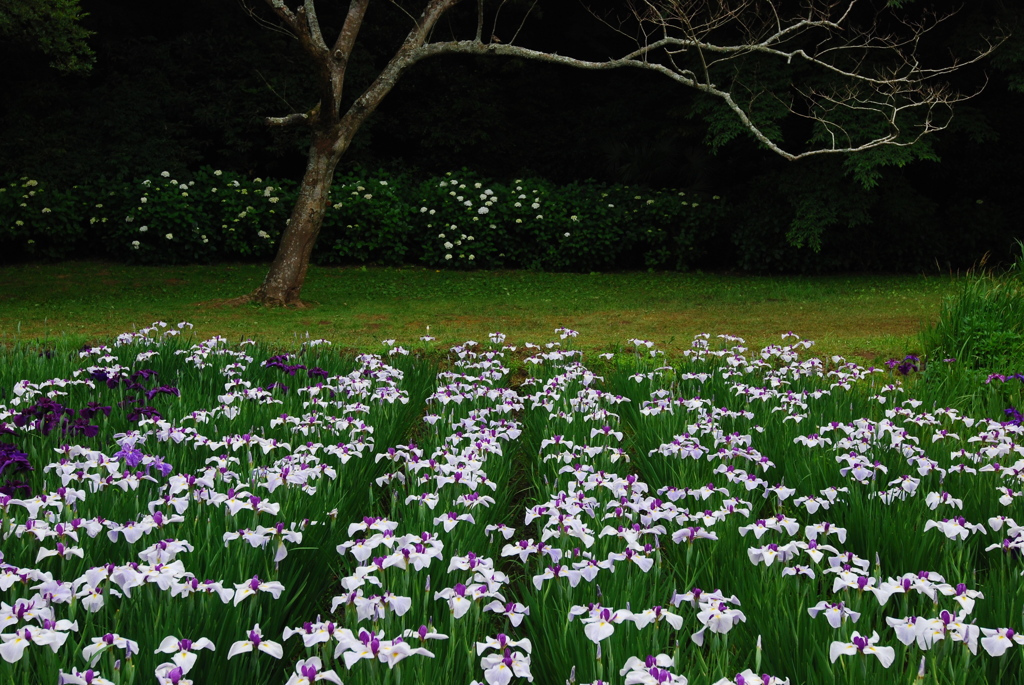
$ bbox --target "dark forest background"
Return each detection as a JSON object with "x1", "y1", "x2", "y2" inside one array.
[{"x1": 1, "y1": 0, "x2": 1022, "y2": 273}]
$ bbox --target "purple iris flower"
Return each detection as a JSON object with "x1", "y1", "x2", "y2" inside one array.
[
  {"x1": 264, "y1": 356, "x2": 307, "y2": 376},
  {"x1": 0, "y1": 480, "x2": 30, "y2": 496},
  {"x1": 127, "y1": 406, "x2": 162, "y2": 422},
  {"x1": 0, "y1": 443, "x2": 32, "y2": 477},
  {"x1": 131, "y1": 369, "x2": 159, "y2": 382},
  {"x1": 145, "y1": 385, "x2": 180, "y2": 400},
  {"x1": 64, "y1": 418, "x2": 99, "y2": 438},
  {"x1": 79, "y1": 402, "x2": 112, "y2": 420},
  {"x1": 115, "y1": 447, "x2": 145, "y2": 468},
  {"x1": 89, "y1": 369, "x2": 118, "y2": 388}
]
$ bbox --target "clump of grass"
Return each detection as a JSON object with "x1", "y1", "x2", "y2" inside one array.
[
  {"x1": 915, "y1": 243, "x2": 1024, "y2": 418},
  {"x1": 921, "y1": 243, "x2": 1024, "y2": 373}
]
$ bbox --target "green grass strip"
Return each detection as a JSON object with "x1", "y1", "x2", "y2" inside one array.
[{"x1": 0, "y1": 261, "x2": 955, "y2": 363}]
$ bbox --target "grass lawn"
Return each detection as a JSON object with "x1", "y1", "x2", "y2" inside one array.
[{"x1": 0, "y1": 261, "x2": 956, "y2": 361}]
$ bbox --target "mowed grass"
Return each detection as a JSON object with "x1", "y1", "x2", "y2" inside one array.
[{"x1": 0, "y1": 261, "x2": 955, "y2": 360}]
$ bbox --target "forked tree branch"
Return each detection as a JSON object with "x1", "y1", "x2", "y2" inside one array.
[{"x1": 254, "y1": 0, "x2": 1005, "y2": 159}]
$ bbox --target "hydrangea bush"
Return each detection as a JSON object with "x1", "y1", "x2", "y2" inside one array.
[
  {"x1": 109, "y1": 169, "x2": 292, "y2": 264},
  {"x1": 0, "y1": 169, "x2": 724, "y2": 271},
  {"x1": 412, "y1": 171, "x2": 720, "y2": 271}
]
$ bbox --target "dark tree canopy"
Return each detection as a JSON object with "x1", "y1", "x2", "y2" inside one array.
[{"x1": 0, "y1": 0, "x2": 94, "y2": 72}]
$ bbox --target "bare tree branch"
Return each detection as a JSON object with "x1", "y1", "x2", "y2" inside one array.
[
  {"x1": 332, "y1": 0, "x2": 369, "y2": 62},
  {"x1": 238, "y1": 0, "x2": 296, "y2": 40},
  {"x1": 265, "y1": 111, "x2": 312, "y2": 126},
  {"x1": 300, "y1": 0, "x2": 329, "y2": 56},
  {"x1": 263, "y1": 0, "x2": 299, "y2": 34}
]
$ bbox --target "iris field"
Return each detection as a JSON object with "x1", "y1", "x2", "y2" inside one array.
[{"x1": 1, "y1": 322, "x2": 1022, "y2": 685}]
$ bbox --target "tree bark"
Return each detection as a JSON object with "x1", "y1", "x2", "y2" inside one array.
[
  {"x1": 249, "y1": 0, "x2": 459, "y2": 306},
  {"x1": 252, "y1": 130, "x2": 343, "y2": 306}
]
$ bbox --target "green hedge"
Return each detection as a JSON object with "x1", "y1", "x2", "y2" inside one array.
[{"x1": 0, "y1": 168, "x2": 725, "y2": 270}]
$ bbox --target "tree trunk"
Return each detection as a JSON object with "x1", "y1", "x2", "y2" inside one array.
[{"x1": 252, "y1": 132, "x2": 343, "y2": 306}]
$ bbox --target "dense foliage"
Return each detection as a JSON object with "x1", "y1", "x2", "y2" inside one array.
[
  {"x1": 0, "y1": 0, "x2": 93, "y2": 73},
  {"x1": 0, "y1": 170, "x2": 725, "y2": 272},
  {"x1": 921, "y1": 247, "x2": 1024, "y2": 379}
]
